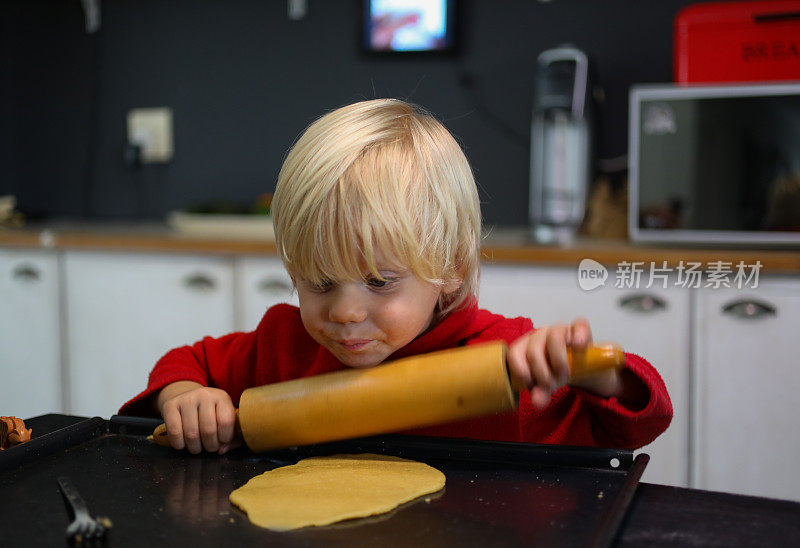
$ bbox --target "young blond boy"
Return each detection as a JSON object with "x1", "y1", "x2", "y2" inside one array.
[{"x1": 120, "y1": 99, "x2": 671, "y2": 454}]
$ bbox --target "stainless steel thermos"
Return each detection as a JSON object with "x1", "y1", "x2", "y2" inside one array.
[{"x1": 529, "y1": 46, "x2": 592, "y2": 243}]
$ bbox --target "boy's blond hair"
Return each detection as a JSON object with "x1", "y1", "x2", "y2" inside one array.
[{"x1": 272, "y1": 98, "x2": 480, "y2": 316}]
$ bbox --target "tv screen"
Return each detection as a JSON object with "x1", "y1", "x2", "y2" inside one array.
[{"x1": 363, "y1": 0, "x2": 456, "y2": 53}]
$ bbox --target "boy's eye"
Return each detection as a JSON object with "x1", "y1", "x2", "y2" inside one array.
[{"x1": 366, "y1": 276, "x2": 396, "y2": 289}]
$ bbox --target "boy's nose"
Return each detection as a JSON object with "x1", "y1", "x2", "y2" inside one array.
[{"x1": 328, "y1": 285, "x2": 367, "y2": 324}]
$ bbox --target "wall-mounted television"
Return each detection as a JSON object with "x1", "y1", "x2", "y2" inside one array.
[{"x1": 362, "y1": 0, "x2": 457, "y2": 54}]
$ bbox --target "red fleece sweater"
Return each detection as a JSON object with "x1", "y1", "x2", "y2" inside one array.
[{"x1": 119, "y1": 301, "x2": 672, "y2": 449}]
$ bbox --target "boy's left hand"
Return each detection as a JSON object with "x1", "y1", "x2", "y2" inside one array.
[{"x1": 507, "y1": 318, "x2": 624, "y2": 408}]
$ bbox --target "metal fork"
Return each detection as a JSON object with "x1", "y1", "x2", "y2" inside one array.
[{"x1": 57, "y1": 476, "x2": 112, "y2": 543}]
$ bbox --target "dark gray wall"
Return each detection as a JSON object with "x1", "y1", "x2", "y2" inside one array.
[{"x1": 1, "y1": 0, "x2": 696, "y2": 224}]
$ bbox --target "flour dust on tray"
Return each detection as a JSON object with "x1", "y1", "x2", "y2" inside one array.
[{"x1": 229, "y1": 453, "x2": 445, "y2": 531}]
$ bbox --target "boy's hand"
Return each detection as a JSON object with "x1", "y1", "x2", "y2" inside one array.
[
  {"x1": 507, "y1": 318, "x2": 624, "y2": 407},
  {"x1": 156, "y1": 381, "x2": 239, "y2": 455}
]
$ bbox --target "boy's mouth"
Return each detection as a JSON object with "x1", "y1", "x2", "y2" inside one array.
[{"x1": 337, "y1": 339, "x2": 372, "y2": 351}]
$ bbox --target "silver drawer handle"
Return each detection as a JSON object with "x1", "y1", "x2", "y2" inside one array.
[
  {"x1": 721, "y1": 299, "x2": 776, "y2": 320},
  {"x1": 183, "y1": 273, "x2": 217, "y2": 291},
  {"x1": 618, "y1": 294, "x2": 667, "y2": 313},
  {"x1": 257, "y1": 278, "x2": 293, "y2": 294},
  {"x1": 12, "y1": 264, "x2": 41, "y2": 282}
]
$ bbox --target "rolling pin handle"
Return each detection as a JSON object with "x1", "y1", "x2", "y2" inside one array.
[
  {"x1": 567, "y1": 343, "x2": 626, "y2": 381},
  {"x1": 508, "y1": 342, "x2": 625, "y2": 391},
  {"x1": 151, "y1": 422, "x2": 171, "y2": 447}
]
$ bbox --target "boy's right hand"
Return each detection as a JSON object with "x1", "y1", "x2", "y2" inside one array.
[{"x1": 156, "y1": 381, "x2": 238, "y2": 455}]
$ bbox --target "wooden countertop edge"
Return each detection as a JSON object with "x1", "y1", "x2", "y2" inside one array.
[
  {"x1": 0, "y1": 230, "x2": 279, "y2": 255},
  {"x1": 482, "y1": 244, "x2": 800, "y2": 272},
  {"x1": 2, "y1": 229, "x2": 800, "y2": 273},
  {"x1": 56, "y1": 233, "x2": 280, "y2": 255}
]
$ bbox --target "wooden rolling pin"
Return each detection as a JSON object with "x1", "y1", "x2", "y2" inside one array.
[{"x1": 152, "y1": 341, "x2": 624, "y2": 452}]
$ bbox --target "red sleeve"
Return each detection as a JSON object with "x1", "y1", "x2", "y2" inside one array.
[
  {"x1": 514, "y1": 352, "x2": 673, "y2": 449},
  {"x1": 476, "y1": 313, "x2": 673, "y2": 449},
  {"x1": 116, "y1": 329, "x2": 260, "y2": 417},
  {"x1": 116, "y1": 302, "x2": 291, "y2": 417},
  {"x1": 117, "y1": 303, "x2": 344, "y2": 418},
  {"x1": 409, "y1": 310, "x2": 673, "y2": 450},
  {"x1": 574, "y1": 352, "x2": 673, "y2": 448}
]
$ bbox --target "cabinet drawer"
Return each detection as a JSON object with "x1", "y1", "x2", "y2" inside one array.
[
  {"x1": 0, "y1": 249, "x2": 62, "y2": 417},
  {"x1": 693, "y1": 278, "x2": 800, "y2": 501},
  {"x1": 234, "y1": 257, "x2": 296, "y2": 331},
  {"x1": 64, "y1": 251, "x2": 235, "y2": 418}
]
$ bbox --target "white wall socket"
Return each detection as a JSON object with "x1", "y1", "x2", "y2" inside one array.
[{"x1": 127, "y1": 107, "x2": 174, "y2": 163}]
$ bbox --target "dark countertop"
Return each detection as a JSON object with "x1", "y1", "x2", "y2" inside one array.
[
  {"x1": 620, "y1": 481, "x2": 800, "y2": 546},
  {"x1": 1, "y1": 415, "x2": 798, "y2": 547}
]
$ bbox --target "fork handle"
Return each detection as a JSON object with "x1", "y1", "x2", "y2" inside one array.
[{"x1": 58, "y1": 476, "x2": 91, "y2": 518}]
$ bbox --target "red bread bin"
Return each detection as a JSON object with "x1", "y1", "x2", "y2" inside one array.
[{"x1": 674, "y1": 0, "x2": 800, "y2": 83}]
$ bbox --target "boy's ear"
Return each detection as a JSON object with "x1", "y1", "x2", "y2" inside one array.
[{"x1": 442, "y1": 277, "x2": 462, "y2": 295}]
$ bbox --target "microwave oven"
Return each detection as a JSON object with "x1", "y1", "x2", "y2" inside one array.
[{"x1": 629, "y1": 82, "x2": 800, "y2": 246}]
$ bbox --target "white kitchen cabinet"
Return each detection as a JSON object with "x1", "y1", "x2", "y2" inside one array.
[
  {"x1": 64, "y1": 252, "x2": 235, "y2": 418},
  {"x1": 480, "y1": 264, "x2": 691, "y2": 487},
  {"x1": 692, "y1": 277, "x2": 800, "y2": 501},
  {"x1": 0, "y1": 249, "x2": 63, "y2": 418},
  {"x1": 233, "y1": 257, "x2": 297, "y2": 332}
]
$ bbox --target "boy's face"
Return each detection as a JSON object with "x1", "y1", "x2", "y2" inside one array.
[{"x1": 294, "y1": 254, "x2": 451, "y2": 368}]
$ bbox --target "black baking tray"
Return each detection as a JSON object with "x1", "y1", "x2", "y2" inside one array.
[{"x1": 0, "y1": 415, "x2": 649, "y2": 547}]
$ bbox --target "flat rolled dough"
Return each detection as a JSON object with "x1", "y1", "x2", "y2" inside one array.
[{"x1": 229, "y1": 453, "x2": 445, "y2": 531}]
